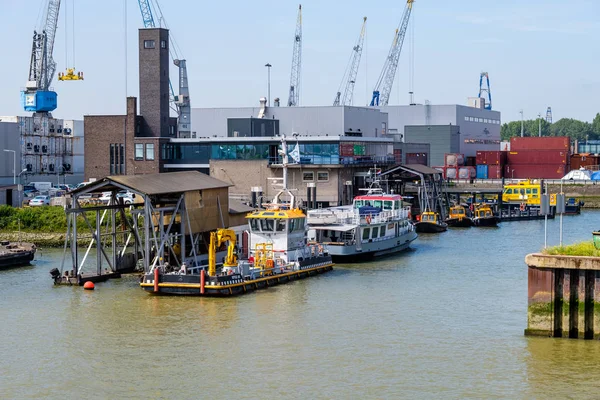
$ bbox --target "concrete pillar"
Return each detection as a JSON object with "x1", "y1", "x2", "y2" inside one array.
[
  {"x1": 344, "y1": 181, "x2": 353, "y2": 205},
  {"x1": 569, "y1": 271, "x2": 580, "y2": 339},
  {"x1": 306, "y1": 183, "x2": 313, "y2": 210},
  {"x1": 585, "y1": 270, "x2": 595, "y2": 339},
  {"x1": 553, "y1": 269, "x2": 564, "y2": 337},
  {"x1": 312, "y1": 186, "x2": 317, "y2": 209}
]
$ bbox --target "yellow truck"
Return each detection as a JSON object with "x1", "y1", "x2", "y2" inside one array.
[{"x1": 502, "y1": 180, "x2": 557, "y2": 206}]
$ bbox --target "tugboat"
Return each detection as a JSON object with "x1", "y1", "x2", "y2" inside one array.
[
  {"x1": 140, "y1": 135, "x2": 334, "y2": 296},
  {"x1": 307, "y1": 179, "x2": 417, "y2": 261},
  {"x1": 472, "y1": 203, "x2": 500, "y2": 227},
  {"x1": 0, "y1": 240, "x2": 36, "y2": 269},
  {"x1": 445, "y1": 205, "x2": 473, "y2": 227},
  {"x1": 415, "y1": 211, "x2": 448, "y2": 233}
]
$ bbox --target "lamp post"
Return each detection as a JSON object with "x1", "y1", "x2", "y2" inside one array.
[
  {"x1": 17, "y1": 168, "x2": 27, "y2": 207},
  {"x1": 265, "y1": 63, "x2": 272, "y2": 107},
  {"x1": 519, "y1": 110, "x2": 524, "y2": 137},
  {"x1": 538, "y1": 113, "x2": 542, "y2": 137},
  {"x1": 3, "y1": 149, "x2": 16, "y2": 184}
]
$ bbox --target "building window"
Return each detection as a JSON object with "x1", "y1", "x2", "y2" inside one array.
[
  {"x1": 464, "y1": 116, "x2": 469, "y2": 121},
  {"x1": 119, "y1": 144, "x2": 124, "y2": 174},
  {"x1": 317, "y1": 171, "x2": 329, "y2": 182},
  {"x1": 144, "y1": 40, "x2": 155, "y2": 49},
  {"x1": 110, "y1": 144, "x2": 115, "y2": 175},
  {"x1": 135, "y1": 143, "x2": 144, "y2": 160},
  {"x1": 146, "y1": 143, "x2": 155, "y2": 160},
  {"x1": 161, "y1": 40, "x2": 167, "y2": 49},
  {"x1": 302, "y1": 171, "x2": 314, "y2": 182}
]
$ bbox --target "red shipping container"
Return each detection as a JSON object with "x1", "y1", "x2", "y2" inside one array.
[
  {"x1": 510, "y1": 136, "x2": 570, "y2": 151},
  {"x1": 406, "y1": 152, "x2": 428, "y2": 165},
  {"x1": 507, "y1": 150, "x2": 569, "y2": 165},
  {"x1": 488, "y1": 165, "x2": 503, "y2": 179},
  {"x1": 340, "y1": 143, "x2": 354, "y2": 156},
  {"x1": 476, "y1": 151, "x2": 507, "y2": 166},
  {"x1": 505, "y1": 164, "x2": 567, "y2": 179},
  {"x1": 570, "y1": 154, "x2": 599, "y2": 170}
]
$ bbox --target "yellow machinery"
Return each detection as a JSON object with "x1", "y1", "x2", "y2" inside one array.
[
  {"x1": 58, "y1": 68, "x2": 84, "y2": 81},
  {"x1": 502, "y1": 180, "x2": 556, "y2": 206},
  {"x1": 254, "y1": 243, "x2": 275, "y2": 276},
  {"x1": 207, "y1": 229, "x2": 238, "y2": 276}
]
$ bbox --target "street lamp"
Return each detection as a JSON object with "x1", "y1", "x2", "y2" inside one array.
[
  {"x1": 265, "y1": 63, "x2": 272, "y2": 107},
  {"x1": 17, "y1": 168, "x2": 27, "y2": 207},
  {"x1": 538, "y1": 113, "x2": 542, "y2": 137},
  {"x1": 519, "y1": 110, "x2": 524, "y2": 137},
  {"x1": 3, "y1": 149, "x2": 16, "y2": 184}
]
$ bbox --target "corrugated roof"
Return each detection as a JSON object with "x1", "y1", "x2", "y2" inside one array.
[
  {"x1": 381, "y1": 164, "x2": 441, "y2": 177},
  {"x1": 73, "y1": 171, "x2": 230, "y2": 196},
  {"x1": 229, "y1": 199, "x2": 254, "y2": 214}
]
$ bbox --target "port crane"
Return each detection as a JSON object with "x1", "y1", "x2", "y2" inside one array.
[
  {"x1": 333, "y1": 17, "x2": 367, "y2": 107},
  {"x1": 137, "y1": 0, "x2": 191, "y2": 137},
  {"x1": 208, "y1": 229, "x2": 238, "y2": 277},
  {"x1": 369, "y1": 0, "x2": 414, "y2": 107},
  {"x1": 478, "y1": 72, "x2": 492, "y2": 110},
  {"x1": 22, "y1": 0, "x2": 62, "y2": 113},
  {"x1": 287, "y1": 4, "x2": 302, "y2": 107}
]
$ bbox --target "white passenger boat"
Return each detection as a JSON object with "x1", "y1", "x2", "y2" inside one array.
[{"x1": 307, "y1": 188, "x2": 417, "y2": 260}]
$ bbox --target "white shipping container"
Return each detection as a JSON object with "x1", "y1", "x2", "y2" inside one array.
[
  {"x1": 445, "y1": 153, "x2": 465, "y2": 166},
  {"x1": 446, "y1": 167, "x2": 457, "y2": 179},
  {"x1": 458, "y1": 167, "x2": 476, "y2": 179}
]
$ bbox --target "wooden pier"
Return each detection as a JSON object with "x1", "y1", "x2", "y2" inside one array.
[{"x1": 526, "y1": 253, "x2": 600, "y2": 339}]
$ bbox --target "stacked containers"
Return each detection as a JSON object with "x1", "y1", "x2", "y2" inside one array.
[
  {"x1": 445, "y1": 153, "x2": 465, "y2": 167},
  {"x1": 476, "y1": 164, "x2": 488, "y2": 179},
  {"x1": 475, "y1": 150, "x2": 507, "y2": 179},
  {"x1": 506, "y1": 136, "x2": 571, "y2": 179},
  {"x1": 458, "y1": 166, "x2": 476, "y2": 179}
]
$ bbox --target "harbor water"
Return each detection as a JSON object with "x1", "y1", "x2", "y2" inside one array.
[{"x1": 3, "y1": 212, "x2": 600, "y2": 398}]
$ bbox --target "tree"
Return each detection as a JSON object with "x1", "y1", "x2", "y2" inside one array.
[{"x1": 592, "y1": 113, "x2": 600, "y2": 137}]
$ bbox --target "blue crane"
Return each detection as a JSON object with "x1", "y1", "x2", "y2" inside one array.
[
  {"x1": 137, "y1": 0, "x2": 191, "y2": 137},
  {"x1": 370, "y1": 0, "x2": 414, "y2": 107},
  {"x1": 333, "y1": 17, "x2": 367, "y2": 107},
  {"x1": 478, "y1": 72, "x2": 492, "y2": 110},
  {"x1": 287, "y1": 4, "x2": 302, "y2": 107},
  {"x1": 22, "y1": 0, "x2": 61, "y2": 113}
]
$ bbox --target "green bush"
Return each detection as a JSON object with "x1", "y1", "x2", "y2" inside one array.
[{"x1": 544, "y1": 241, "x2": 600, "y2": 257}]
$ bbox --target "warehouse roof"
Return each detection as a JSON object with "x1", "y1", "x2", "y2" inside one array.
[
  {"x1": 381, "y1": 164, "x2": 441, "y2": 177},
  {"x1": 72, "y1": 171, "x2": 230, "y2": 196}
]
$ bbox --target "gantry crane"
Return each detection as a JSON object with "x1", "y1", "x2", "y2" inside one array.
[
  {"x1": 333, "y1": 17, "x2": 367, "y2": 107},
  {"x1": 369, "y1": 0, "x2": 414, "y2": 107},
  {"x1": 22, "y1": 0, "x2": 62, "y2": 112},
  {"x1": 287, "y1": 4, "x2": 302, "y2": 107},
  {"x1": 137, "y1": 0, "x2": 191, "y2": 137},
  {"x1": 478, "y1": 72, "x2": 492, "y2": 110}
]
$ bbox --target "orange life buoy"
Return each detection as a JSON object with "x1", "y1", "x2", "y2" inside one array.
[
  {"x1": 416, "y1": 214, "x2": 421, "y2": 222},
  {"x1": 366, "y1": 215, "x2": 372, "y2": 224},
  {"x1": 520, "y1": 203, "x2": 526, "y2": 212}
]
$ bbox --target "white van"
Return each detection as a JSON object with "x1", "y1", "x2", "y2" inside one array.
[{"x1": 29, "y1": 182, "x2": 53, "y2": 191}]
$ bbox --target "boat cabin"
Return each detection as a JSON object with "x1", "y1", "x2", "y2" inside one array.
[
  {"x1": 353, "y1": 194, "x2": 403, "y2": 212},
  {"x1": 419, "y1": 212, "x2": 439, "y2": 223},
  {"x1": 449, "y1": 206, "x2": 466, "y2": 219},
  {"x1": 474, "y1": 205, "x2": 493, "y2": 218}
]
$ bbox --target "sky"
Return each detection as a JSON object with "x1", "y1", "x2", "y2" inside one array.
[{"x1": 0, "y1": 0, "x2": 598, "y2": 123}]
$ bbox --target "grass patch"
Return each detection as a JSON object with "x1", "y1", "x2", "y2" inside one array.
[{"x1": 543, "y1": 241, "x2": 600, "y2": 257}]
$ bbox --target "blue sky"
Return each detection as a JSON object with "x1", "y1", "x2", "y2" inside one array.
[{"x1": 0, "y1": 0, "x2": 598, "y2": 123}]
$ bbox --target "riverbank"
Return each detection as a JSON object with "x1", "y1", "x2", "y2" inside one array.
[{"x1": 0, "y1": 231, "x2": 66, "y2": 247}]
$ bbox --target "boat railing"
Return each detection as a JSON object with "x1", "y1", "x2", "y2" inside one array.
[{"x1": 308, "y1": 206, "x2": 411, "y2": 226}]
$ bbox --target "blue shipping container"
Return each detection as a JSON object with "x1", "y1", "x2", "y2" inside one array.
[{"x1": 476, "y1": 164, "x2": 488, "y2": 179}]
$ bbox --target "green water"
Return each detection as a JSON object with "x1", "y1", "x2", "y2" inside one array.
[{"x1": 2, "y1": 212, "x2": 600, "y2": 399}]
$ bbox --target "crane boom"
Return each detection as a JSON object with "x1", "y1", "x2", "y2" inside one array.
[
  {"x1": 478, "y1": 72, "x2": 492, "y2": 110},
  {"x1": 287, "y1": 4, "x2": 302, "y2": 107},
  {"x1": 370, "y1": 0, "x2": 413, "y2": 107},
  {"x1": 208, "y1": 229, "x2": 238, "y2": 277},
  {"x1": 23, "y1": 0, "x2": 61, "y2": 112},
  {"x1": 333, "y1": 17, "x2": 367, "y2": 106}
]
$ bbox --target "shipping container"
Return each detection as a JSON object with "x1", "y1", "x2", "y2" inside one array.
[
  {"x1": 476, "y1": 151, "x2": 507, "y2": 166},
  {"x1": 446, "y1": 167, "x2": 457, "y2": 179},
  {"x1": 504, "y1": 164, "x2": 568, "y2": 179},
  {"x1": 340, "y1": 143, "x2": 354, "y2": 156},
  {"x1": 570, "y1": 154, "x2": 599, "y2": 170},
  {"x1": 510, "y1": 136, "x2": 570, "y2": 151},
  {"x1": 465, "y1": 156, "x2": 476, "y2": 167},
  {"x1": 458, "y1": 166, "x2": 476, "y2": 179},
  {"x1": 445, "y1": 153, "x2": 465, "y2": 167},
  {"x1": 476, "y1": 164, "x2": 488, "y2": 179},
  {"x1": 507, "y1": 150, "x2": 569, "y2": 165},
  {"x1": 353, "y1": 144, "x2": 366, "y2": 156},
  {"x1": 488, "y1": 165, "x2": 503, "y2": 179}
]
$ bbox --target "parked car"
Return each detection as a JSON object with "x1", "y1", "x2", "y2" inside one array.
[
  {"x1": 29, "y1": 195, "x2": 50, "y2": 206},
  {"x1": 100, "y1": 191, "x2": 135, "y2": 205}
]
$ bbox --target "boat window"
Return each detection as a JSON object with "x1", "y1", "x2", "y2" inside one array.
[
  {"x1": 250, "y1": 219, "x2": 260, "y2": 231},
  {"x1": 457, "y1": 208, "x2": 464, "y2": 214},
  {"x1": 533, "y1": 188, "x2": 539, "y2": 195},
  {"x1": 260, "y1": 219, "x2": 274, "y2": 232},
  {"x1": 394, "y1": 200, "x2": 400, "y2": 209},
  {"x1": 373, "y1": 200, "x2": 383, "y2": 209},
  {"x1": 505, "y1": 189, "x2": 512, "y2": 194},
  {"x1": 276, "y1": 219, "x2": 286, "y2": 232},
  {"x1": 384, "y1": 201, "x2": 393, "y2": 210},
  {"x1": 526, "y1": 188, "x2": 532, "y2": 195},
  {"x1": 296, "y1": 218, "x2": 305, "y2": 231},
  {"x1": 354, "y1": 200, "x2": 363, "y2": 208},
  {"x1": 371, "y1": 227, "x2": 379, "y2": 238},
  {"x1": 288, "y1": 219, "x2": 296, "y2": 233},
  {"x1": 362, "y1": 228, "x2": 370, "y2": 240},
  {"x1": 380, "y1": 226, "x2": 386, "y2": 237}
]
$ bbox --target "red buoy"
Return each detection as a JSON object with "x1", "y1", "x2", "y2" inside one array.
[{"x1": 83, "y1": 281, "x2": 95, "y2": 290}]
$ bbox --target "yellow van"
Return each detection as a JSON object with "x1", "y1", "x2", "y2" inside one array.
[{"x1": 502, "y1": 180, "x2": 556, "y2": 206}]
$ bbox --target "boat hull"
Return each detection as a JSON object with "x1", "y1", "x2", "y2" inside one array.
[
  {"x1": 415, "y1": 222, "x2": 448, "y2": 233},
  {"x1": 473, "y1": 217, "x2": 500, "y2": 227},
  {"x1": 446, "y1": 217, "x2": 474, "y2": 227},
  {"x1": 327, "y1": 231, "x2": 418, "y2": 261},
  {"x1": 141, "y1": 258, "x2": 333, "y2": 296},
  {"x1": 0, "y1": 249, "x2": 36, "y2": 270}
]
